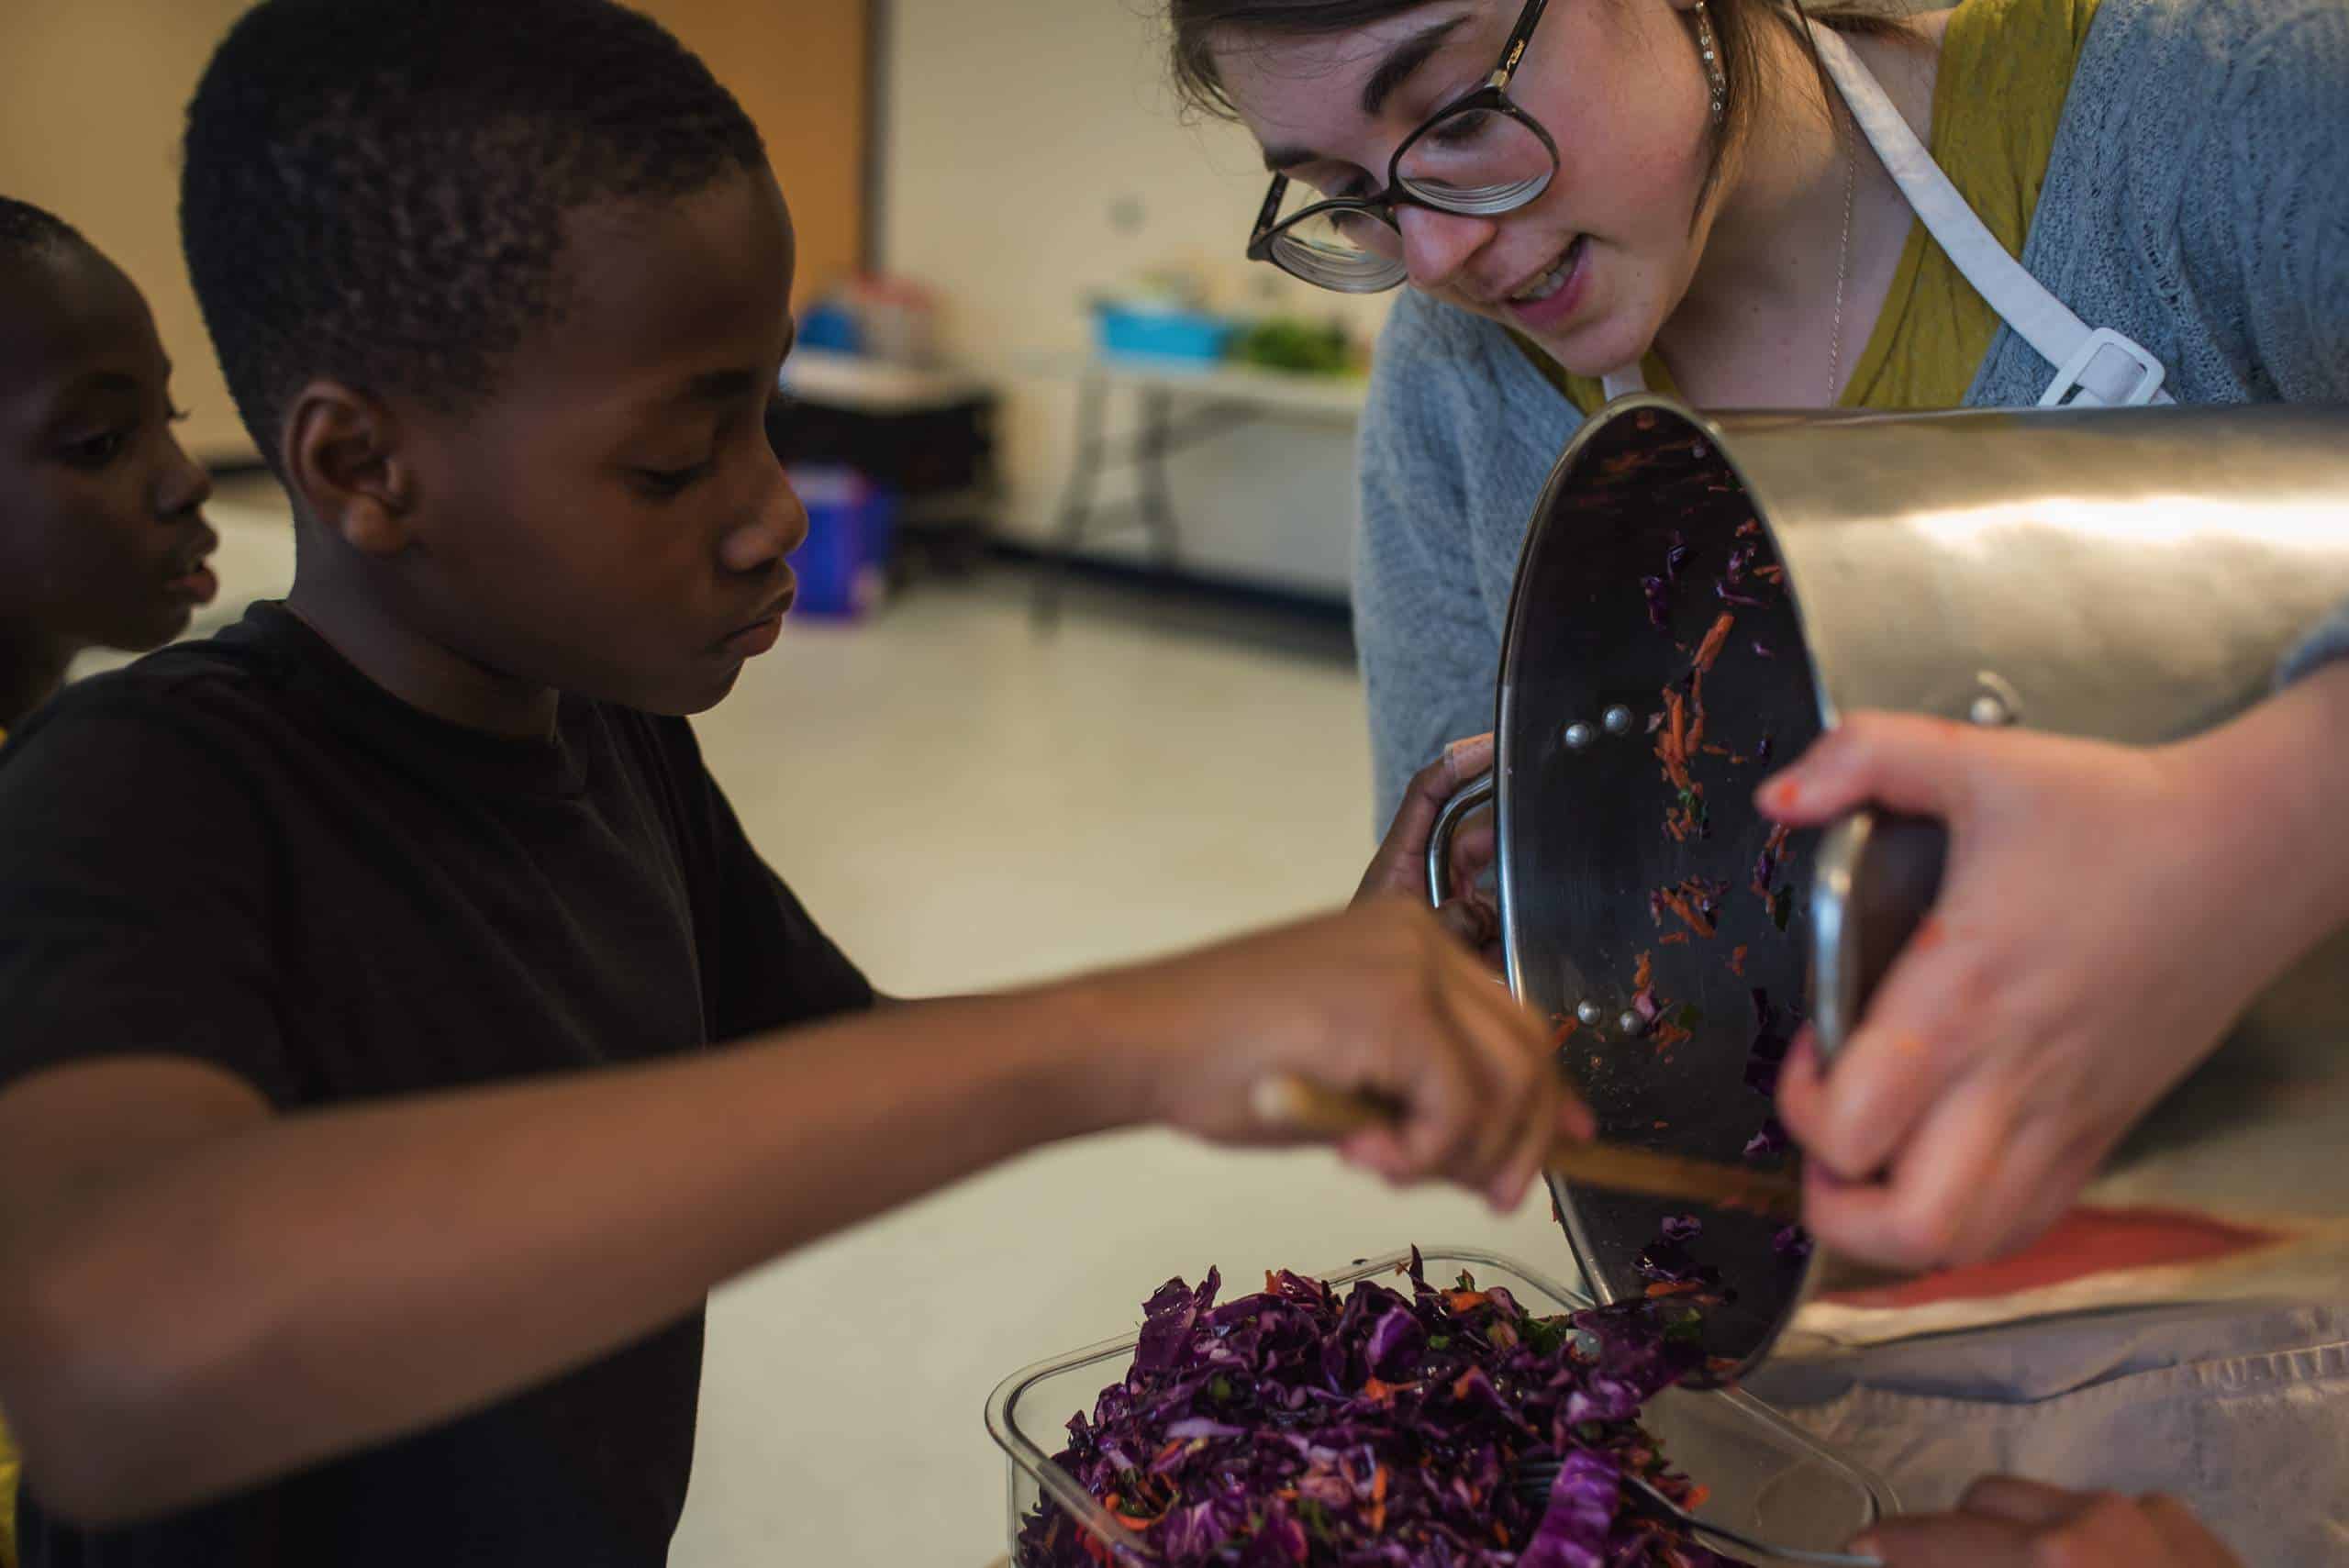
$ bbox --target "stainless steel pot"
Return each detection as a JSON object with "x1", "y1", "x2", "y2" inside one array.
[{"x1": 1433, "y1": 396, "x2": 2349, "y2": 1374}]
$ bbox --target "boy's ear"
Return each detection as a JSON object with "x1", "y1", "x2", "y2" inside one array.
[{"x1": 281, "y1": 381, "x2": 417, "y2": 557}]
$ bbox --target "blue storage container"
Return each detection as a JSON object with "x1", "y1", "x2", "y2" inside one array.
[
  {"x1": 1091, "y1": 301, "x2": 1235, "y2": 363},
  {"x1": 787, "y1": 465, "x2": 896, "y2": 619}
]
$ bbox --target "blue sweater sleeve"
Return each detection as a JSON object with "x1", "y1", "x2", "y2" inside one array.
[
  {"x1": 2281, "y1": 601, "x2": 2349, "y2": 687},
  {"x1": 1354, "y1": 298, "x2": 1515, "y2": 829},
  {"x1": 2209, "y1": 0, "x2": 2349, "y2": 400}
]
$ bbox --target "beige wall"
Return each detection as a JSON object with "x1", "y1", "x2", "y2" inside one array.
[
  {"x1": 0, "y1": 1, "x2": 869, "y2": 467},
  {"x1": 881, "y1": 0, "x2": 1391, "y2": 594},
  {"x1": 1, "y1": 0, "x2": 259, "y2": 463},
  {"x1": 644, "y1": 0, "x2": 869, "y2": 309}
]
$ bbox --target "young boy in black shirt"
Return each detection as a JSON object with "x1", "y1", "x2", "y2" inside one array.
[{"x1": 0, "y1": 4, "x2": 1580, "y2": 1562}]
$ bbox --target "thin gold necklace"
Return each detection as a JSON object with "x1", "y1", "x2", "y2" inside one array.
[{"x1": 1826, "y1": 115, "x2": 1857, "y2": 404}]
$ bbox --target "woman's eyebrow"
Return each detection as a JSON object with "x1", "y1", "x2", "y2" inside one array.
[
  {"x1": 1361, "y1": 16, "x2": 1470, "y2": 117},
  {"x1": 1259, "y1": 14, "x2": 1473, "y2": 172}
]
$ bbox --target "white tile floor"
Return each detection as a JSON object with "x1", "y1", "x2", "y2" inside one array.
[{"x1": 131, "y1": 481, "x2": 1579, "y2": 1567}]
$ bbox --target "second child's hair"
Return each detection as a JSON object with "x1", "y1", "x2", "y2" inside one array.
[
  {"x1": 181, "y1": 0, "x2": 768, "y2": 464},
  {"x1": 0, "y1": 195, "x2": 92, "y2": 266}
]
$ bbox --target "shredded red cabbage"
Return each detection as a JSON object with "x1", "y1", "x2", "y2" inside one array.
[{"x1": 1018, "y1": 1251, "x2": 1738, "y2": 1566}]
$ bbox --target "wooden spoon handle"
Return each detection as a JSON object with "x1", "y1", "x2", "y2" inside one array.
[{"x1": 1252, "y1": 1074, "x2": 1803, "y2": 1220}]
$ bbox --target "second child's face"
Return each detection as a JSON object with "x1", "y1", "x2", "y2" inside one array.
[
  {"x1": 394, "y1": 167, "x2": 807, "y2": 717},
  {"x1": 0, "y1": 246, "x2": 217, "y2": 657}
]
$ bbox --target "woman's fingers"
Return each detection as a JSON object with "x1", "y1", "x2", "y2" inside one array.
[
  {"x1": 1780, "y1": 929, "x2": 1980, "y2": 1183},
  {"x1": 1756, "y1": 711, "x2": 1976, "y2": 827},
  {"x1": 1805, "y1": 1070, "x2": 2099, "y2": 1269},
  {"x1": 1801, "y1": 1075, "x2": 2027, "y2": 1268}
]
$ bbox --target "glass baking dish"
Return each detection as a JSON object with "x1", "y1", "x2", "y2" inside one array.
[{"x1": 985, "y1": 1246, "x2": 1895, "y2": 1565}]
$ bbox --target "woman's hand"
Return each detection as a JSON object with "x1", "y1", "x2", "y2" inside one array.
[
  {"x1": 1854, "y1": 1478, "x2": 2241, "y2": 1566},
  {"x1": 1759, "y1": 666, "x2": 2349, "y2": 1270},
  {"x1": 1357, "y1": 734, "x2": 1501, "y2": 962},
  {"x1": 1089, "y1": 896, "x2": 1591, "y2": 1211}
]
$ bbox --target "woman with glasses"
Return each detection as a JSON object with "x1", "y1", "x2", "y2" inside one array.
[{"x1": 1169, "y1": 0, "x2": 2349, "y2": 1562}]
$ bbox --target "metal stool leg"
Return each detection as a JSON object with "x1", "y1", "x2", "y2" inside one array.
[
  {"x1": 1137, "y1": 385, "x2": 1180, "y2": 569},
  {"x1": 1034, "y1": 370, "x2": 1109, "y2": 629}
]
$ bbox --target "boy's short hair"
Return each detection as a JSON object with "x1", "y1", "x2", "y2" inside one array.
[
  {"x1": 0, "y1": 195, "x2": 91, "y2": 265},
  {"x1": 181, "y1": 0, "x2": 768, "y2": 461}
]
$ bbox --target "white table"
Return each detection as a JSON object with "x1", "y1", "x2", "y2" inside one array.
[{"x1": 1032, "y1": 355, "x2": 1369, "y2": 625}]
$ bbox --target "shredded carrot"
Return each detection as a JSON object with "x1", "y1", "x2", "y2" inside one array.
[
  {"x1": 1658, "y1": 931, "x2": 1690, "y2": 947},
  {"x1": 1692, "y1": 611, "x2": 1736, "y2": 675},
  {"x1": 1730, "y1": 944, "x2": 1748, "y2": 977},
  {"x1": 1653, "y1": 885, "x2": 1715, "y2": 939},
  {"x1": 1443, "y1": 1289, "x2": 1489, "y2": 1313},
  {"x1": 1548, "y1": 1016, "x2": 1582, "y2": 1049},
  {"x1": 1754, "y1": 563, "x2": 1785, "y2": 583},
  {"x1": 1655, "y1": 688, "x2": 1692, "y2": 791},
  {"x1": 1652, "y1": 1021, "x2": 1692, "y2": 1052},
  {"x1": 1736, "y1": 518, "x2": 1761, "y2": 537},
  {"x1": 1633, "y1": 951, "x2": 1654, "y2": 991},
  {"x1": 1684, "y1": 1484, "x2": 1713, "y2": 1509},
  {"x1": 1645, "y1": 1279, "x2": 1707, "y2": 1297}
]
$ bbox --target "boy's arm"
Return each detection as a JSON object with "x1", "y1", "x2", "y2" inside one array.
[{"x1": 0, "y1": 900, "x2": 1575, "y2": 1526}]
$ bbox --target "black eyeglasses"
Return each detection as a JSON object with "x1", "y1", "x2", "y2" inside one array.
[{"x1": 1246, "y1": 0, "x2": 1559, "y2": 294}]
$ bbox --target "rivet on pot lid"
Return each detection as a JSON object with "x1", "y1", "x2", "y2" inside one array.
[
  {"x1": 1618, "y1": 1011, "x2": 1644, "y2": 1036},
  {"x1": 1965, "y1": 671, "x2": 2024, "y2": 728},
  {"x1": 1602, "y1": 705, "x2": 1633, "y2": 735},
  {"x1": 1564, "y1": 722, "x2": 1596, "y2": 750},
  {"x1": 1575, "y1": 1000, "x2": 1604, "y2": 1027}
]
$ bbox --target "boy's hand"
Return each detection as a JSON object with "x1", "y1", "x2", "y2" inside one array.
[
  {"x1": 1854, "y1": 1477, "x2": 2240, "y2": 1566},
  {"x1": 1357, "y1": 734, "x2": 1501, "y2": 962},
  {"x1": 1091, "y1": 898, "x2": 1590, "y2": 1211}
]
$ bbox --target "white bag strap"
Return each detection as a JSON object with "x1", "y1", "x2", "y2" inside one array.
[
  {"x1": 1600, "y1": 31, "x2": 2171, "y2": 408},
  {"x1": 1808, "y1": 26, "x2": 2171, "y2": 407}
]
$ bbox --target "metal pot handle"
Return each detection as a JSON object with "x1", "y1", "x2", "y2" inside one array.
[
  {"x1": 1809, "y1": 810, "x2": 1948, "y2": 1064},
  {"x1": 1424, "y1": 773, "x2": 1497, "y2": 908},
  {"x1": 1425, "y1": 773, "x2": 1512, "y2": 976}
]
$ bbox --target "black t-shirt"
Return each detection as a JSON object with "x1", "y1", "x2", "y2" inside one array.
[{"x1": 0, "y1": 603, "x2": 874, "y2": 1566}]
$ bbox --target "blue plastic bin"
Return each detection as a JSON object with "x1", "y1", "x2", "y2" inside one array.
[
  {"x1": 1090, "y1": 302, "x2": 1234, "y2": 363},
  {"x1": 787, "y1": 466, "x2": 896, "y2": 619}
]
